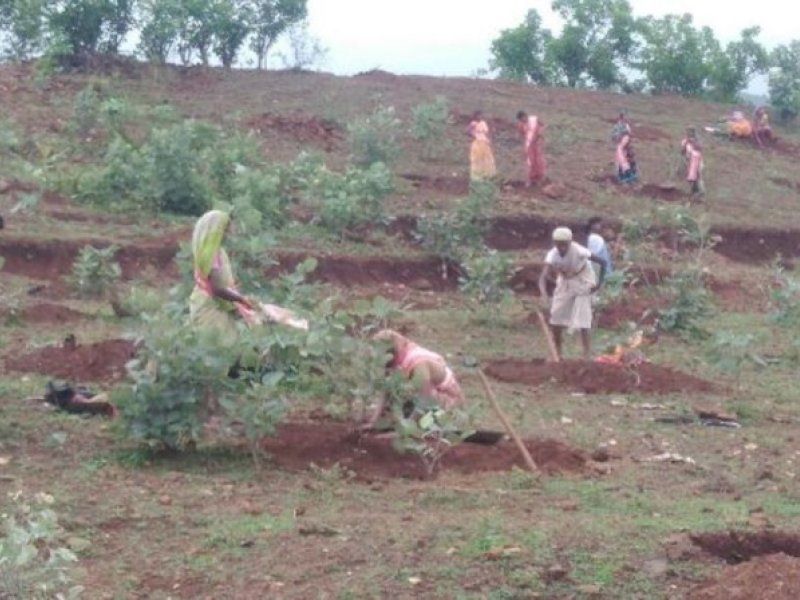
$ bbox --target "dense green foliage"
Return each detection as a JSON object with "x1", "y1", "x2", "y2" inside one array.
[
  {"x1": 769, "y1": 41, "x2": 800, "y2": 121},
  {"x1": 70, "y1": 244, "x2": 121, "y2": 297},
  {"x1": 0, "y1": 0, "x2": 309, "y2": 69},
  {"x1": 491, "y1": 3, "x2": 770, "y2": 101}
]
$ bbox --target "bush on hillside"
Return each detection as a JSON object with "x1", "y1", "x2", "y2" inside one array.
[{"x1": 347, "y1": 105, "x2": 401, "y2": 167}]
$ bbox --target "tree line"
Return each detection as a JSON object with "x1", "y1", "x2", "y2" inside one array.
[
  {"x1": 0, "y1": 0, "x2": 308, "y2": 69},
  {"x1": 490, "y1": 0, "x2": 800, "y2": 120}
]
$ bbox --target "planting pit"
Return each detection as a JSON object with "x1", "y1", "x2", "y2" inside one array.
[
  {"x1": 638, "y1": 183, "x2": 687, "y2": 202},
  {"x1": 691, "y1": 530, "x2": 800, "y2": 564},
  {"x1": 485, "y1": 359, "x2": 716, "y2": 395},
  {"x1": 260, "y1": 422, "x2": 586, "y2": 480},
  {"x1": 6, "y1": 338, "x2": 136, "y2": 382}
]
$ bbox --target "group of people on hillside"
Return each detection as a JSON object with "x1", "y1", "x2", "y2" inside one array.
[
  {"x1": 468, "y1": 106, "x2": 776, "y2": 198},
  {"x1": 467, "y1": 111, "x2": 547, "y2": 186},
  {"x1": 188, "y1": 206, "x2": 615, "y2": 429}
]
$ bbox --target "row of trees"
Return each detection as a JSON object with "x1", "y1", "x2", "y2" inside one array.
[
  {"x1": 0, "y1": 0, "x2": 308, "y2": 69},
  {"x1": 490, "y1": 0, "x2": 780, "y2": 106}
]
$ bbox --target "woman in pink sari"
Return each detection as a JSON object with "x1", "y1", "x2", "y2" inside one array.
[{"x1": 517, "y1": 111, "x2": 547, "y2": 186}]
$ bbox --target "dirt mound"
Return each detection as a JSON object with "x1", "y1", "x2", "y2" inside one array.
[
  {"x1": 245, "y1": 113, "x2": 343, "y2": 151},
  {"x1": 712, "y1": 226, "x2": 800, "y2": 263},
  {"x1": 401, "y1": 173, "x2": 470, "y2": 196},
  {"x1": 6, "y1": 339, "x2": 136, "y2": 382},
  {"x1": 690, "y1": 553, "x2": 800, "y2": 600},
  {"x1": 275, "y1": 253, "x2": 460, "y2": 291},
  {"x1": 0, "y1": 237, "x2": 179, "y2": 280},
  {"x1": 15, "y1": 303, "x2": 84, "y2": 324},
  {"x1": 635, "y1": 125, "x2": 670, "y2": 141},
  {"x1": 639, "y1": 183, "x2": 687, "y2": 202},
  {"x1": 691, "y1": 531, "x2": 800, "y2": 564},
  {"x1": 485, "y1": 359, "x2": 716, "y2": 395},
  {"x1": 260, "y1": 422, "x2": 586, "y2": 479},
  {"x1": 597, "y1": 296, "x2": 661, "y2": 329}
]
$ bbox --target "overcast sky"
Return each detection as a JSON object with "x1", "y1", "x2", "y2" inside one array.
[{"x1": 304, "y1": 0, "x2": 795, "y2": 92}]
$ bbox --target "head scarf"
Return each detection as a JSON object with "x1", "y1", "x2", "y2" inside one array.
[
  {"x1": 553, "y1": 227, "x2": 573, "y2": 242},
  {"x1": 192, "y1": 210, "x2": 230, "y2": 276}
]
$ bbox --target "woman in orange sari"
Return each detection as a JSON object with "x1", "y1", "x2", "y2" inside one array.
[
  {"x1": 517, "y1": 111, "x2": 547, "y2": 186},
  {"x1": 467, "y1": 111, "x2": 496, "y2": 180}
]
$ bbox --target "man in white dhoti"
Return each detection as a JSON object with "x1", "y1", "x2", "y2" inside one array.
[{"x1": 538, "y1": 227, "x2": 607, "y2": 360}]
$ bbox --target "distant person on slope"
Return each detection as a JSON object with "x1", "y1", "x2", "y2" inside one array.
[
  {"x1": 612, "y1": 113, "x2": 637, "y2": 183},
  {"x1": 362, "y1": 329, "x2": 466, "y2": 430},
  {"x1": 467, "y1": 111, "x2": 497, "y2": 180},
  {"x1": 517, "y1": 111, "x2": 547, "y2": 187},
  {"x1": 585, "y1": 217, "x2": 614, "y2": 275},
  {"x1": 190, "y1": 210, "x2": 307, "y2": 345},
  {"x1": 681, "y1": 132, "x2": 705, "y2": 197},
  {"x1": 753, "y1": 106, "x2": 774, "y2": 147},
  {"x1": 539, "y1": 227, "x2": 607, "y2": 361}
]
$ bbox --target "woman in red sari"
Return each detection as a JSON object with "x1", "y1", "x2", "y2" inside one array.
[{"x1": 517, "y1": 111, "x2": 547, "y2": 186}]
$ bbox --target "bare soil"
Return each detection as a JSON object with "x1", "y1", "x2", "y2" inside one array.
[
  {"x1": 690, "y1": 553, "x2": 800, "y2": 600},
  {"x1": 245, "y1": 112, "x2": 343, "y2": 152},
  {"x1": 6, "y1": 338, "x2": 136, "y2": 382},
  {"x1": 9, "y1": 302, "x2": 85, "y2": 324},
  {"x1": 260, "y1": 422, "x2": 587, "y2": 480},
  {"x1": 485, "y1": 359, "x2": 717, "y2": 395}
]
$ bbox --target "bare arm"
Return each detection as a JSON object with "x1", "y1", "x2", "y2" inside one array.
[
  {"x1": 209, "y1": 268, "x2": 252, "y2": 308},
  {"x1": 589, "y1": 255, "x2": 607, "y2": 291},
  {"x1": 539, "y1": 263, "x2": 553, "y2": 303}
]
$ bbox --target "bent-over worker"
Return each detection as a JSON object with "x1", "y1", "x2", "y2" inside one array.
[
  {"x1": 539, "y1": 227, "x2": 606, "y2": 360},
  {"x1": 363, "y1": 329, "x2": 466, "y2": 429}
]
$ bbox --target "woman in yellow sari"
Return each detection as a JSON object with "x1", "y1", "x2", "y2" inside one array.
[
  {"x1": 190, "y1": 210, "x2": 257, "y2": 344},
  {"x1": 467, "y1": 111, "x2": 497, "y2": 180},
  {"x1": 190, "y1": 210, "x2": 309, "y2": 344}
]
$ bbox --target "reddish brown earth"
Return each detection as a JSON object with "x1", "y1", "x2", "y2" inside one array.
[
  {"x1": 691, "y1": 531, "x2": 800, "y2": 564},
  {"x1": 0, "y1": 237, "x2": 180, "y2": 280},
  {"x1": 6, "y1": 338, "x2": 136, "y2": 382},
  {"x1": 690, "y1": 554, "x2": 800, "y2": 600},
  {"x1": 13, "y1": 303, "x2": 84, "y2": 324},
  {"x1": 401, "y1": 173, "x2": 471, "y2": 196},
  {"x1": 245, "y1": 112, "x2": 343, "y2": 152},
  {"x1": 485, "y1": 359, "x2": 717, "y2": 394},
  {"x1": 638, "y1": 183, "x2": 688, "y2": 202},
  {"x1": 275, "y1": 252, "x2": 461, "y2": 291},
  {"x1": 260, "y1": 422, "x2": 586, "y2": 480},
  {"x1": 769, "y1": 176, "x2": 800, "y2": 193},
  {"x1": 597, "y1": 295, "x2": 662, "y2": 329},
  {"x1": 712, "y1": 226, "x2": 800, "y2": 263}
]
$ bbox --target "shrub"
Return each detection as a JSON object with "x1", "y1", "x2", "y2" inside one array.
[
  {"x1": 707, "y1": 330, "x2": 762, "y2": 389},
  {"x1": 70, "y1": 245, "x2": 121, "y2": 297},
  {"x1": 0, "y1": 492, "x2": 83, "y2": 599},
  {"x1": 232, "y1": 168, "x2": 290, "y2": 231},
  {"x1": 415, "y1": 181, "x2": 494, "y2": 277},
  {"x1": 309, "y1": 162, "x2": 394, "y2": 238},
  {"x1": 143, "y1": 123, "x2": 212, "y2": 215},
  {"x1": 459, "y1": 249, "x2": 514, "y2": 306},
  {"x1": 347, "y1": 105, "x2": 401, "y2": 167},
  {"x1": 770, "y1": 265, "x2": 800, "y2": 326},
  {"x1": 411, "y1": 96, "x2": 451, "y2": 158},
  {"x1": 658, "y1": 269, "x2": 713, "y2": 338},
  {"x1": 72, "y1": 85, "x2": 101, "y2": 136}
]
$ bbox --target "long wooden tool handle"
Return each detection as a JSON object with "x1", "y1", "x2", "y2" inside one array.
[
  {"x1": 478, "y1": 369, "x2": 539, "y2": 474},
  {"x1": 534, "y1": 307, "x2": 560, "y2": 363}
]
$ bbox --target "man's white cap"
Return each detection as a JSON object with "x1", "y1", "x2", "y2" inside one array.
[{"x1": 552, "y1": 227, "x2": 573, "y2": 242}]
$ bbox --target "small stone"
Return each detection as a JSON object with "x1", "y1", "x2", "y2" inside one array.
[
  {"x1": 0, "y1": 456, "x2": 10, "y2": 466},
  {"x1": 158, "y1": 495, "x2": 172, "y2": 506},
  {"x1": 576, "y1": 584, "x2": 601, "y2": 596},
  {"x1": 67, "y1": 536, "x2": 91, "y2": 552},
  {"x1": 542, "y1": 182, "x2": 567, "y2": 199},
  {"x1": 591, "y1": 447, "x2": 611, "y2": 462},
  {"x1": 408, "y1": 577, "x2": 422, "y2": 585},
  {"x1": 544, "y1": 564, "x2": 569, "y2": 582}
]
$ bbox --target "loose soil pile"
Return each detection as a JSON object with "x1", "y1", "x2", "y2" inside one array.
[
  {"x1": 12, "y1": 303, "x2": 84, "y2": 324},
  {"x1": 690, "y1": 554, "x2": 800, "y2": 600},
  {"x1": 597, "y1": 296, "x2": 661, "y2": 329},
  {"x1": 260, "y1": 422, "x2": 586, "y2": 480},
  {"x1": 245, "y1": 113, "x2": 343, "y2": 151},
  {"x1": 401, "y1": 173, "x2": 470, "y2": 196},
  {"x1": 6, "y1": 339, "x2": 136, "y2": 382},
  {"x1": 485, "y1": 359, "x2": 716, "y2": 394},
  {"x1": 638, "y1": 183, "x2": 687, "y2": 202}
]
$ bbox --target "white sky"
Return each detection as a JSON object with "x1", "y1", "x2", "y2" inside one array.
[{"x1": 305, "y1": 0, "x2": 797, "y2": 92}]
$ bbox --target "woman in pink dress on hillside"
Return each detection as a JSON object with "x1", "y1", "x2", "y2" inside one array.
[{"x1": 516, "y1": 110, "x2": 547, "y2": 187}]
